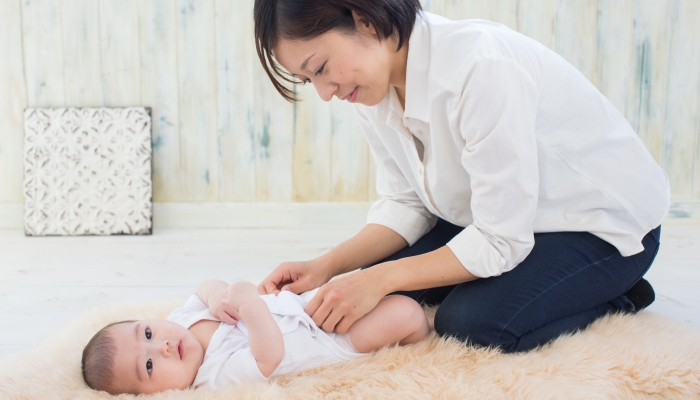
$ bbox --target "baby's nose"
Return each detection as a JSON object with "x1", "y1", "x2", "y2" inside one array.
[{"x1": 160, "y1": 340, "x2": 172, "y2": 357}]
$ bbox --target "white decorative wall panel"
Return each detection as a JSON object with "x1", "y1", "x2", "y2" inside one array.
[{"x1": 23, "y1": 108, "x2": 153, "y2": 236}]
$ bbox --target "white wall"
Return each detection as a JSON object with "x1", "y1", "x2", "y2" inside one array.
[{"x1": 1, "y1": 0, "x2": 699, "y2": 207}]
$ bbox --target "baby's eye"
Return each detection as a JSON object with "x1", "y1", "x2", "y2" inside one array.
[
  {"x1": 301, "y1": 77, "x2": 311, "y2": 84},
  {"x1": 145, "y1": 328, "x2": 152, "y2": 340},
  {"x1": 146, "y1": 359, "x2": 153, "y2": 374}
]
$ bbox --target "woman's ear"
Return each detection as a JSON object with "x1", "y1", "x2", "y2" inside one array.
[{"x1": 351, "y1": 9, "x2": 378, "y2": 36}]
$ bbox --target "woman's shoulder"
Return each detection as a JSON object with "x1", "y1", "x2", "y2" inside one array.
[
  {"x1": 422, "y1": 12, "x2": 528, "y2": 57},
  {"x1": 419, "y1": 12, "x2": 546, "y2": 92}
]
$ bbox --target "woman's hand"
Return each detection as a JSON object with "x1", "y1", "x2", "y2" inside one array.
[
  {"x1": 304, "y1": 266, "x2": 387, "y2": 334},
  {"x1": 258, "y1": 259, "x2": 333, "y2": 295},
  {"x1": 206, "y1": 287, "x2": 241, "y2": 325}
]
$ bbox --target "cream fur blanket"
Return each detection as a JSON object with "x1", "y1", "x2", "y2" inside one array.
[{"x1": 1, "y1": 299, "x2": 699, "y2": 399}]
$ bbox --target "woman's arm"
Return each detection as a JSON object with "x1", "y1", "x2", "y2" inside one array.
[
  {"x1": 258, "y1": 223, "x2": 408, "y2": 295},
  {"x1": 320, "y1": 223, "x2": 409, "y2": 276},
  {"x1": 319, "y1": 223, "x2": 477, "y2": 293},
  {"x1": 305, "y1": 245, "x2": 476, "y2": 334},
  {"x1": 373, "y1": 246, "x2": 476, "y2": 294}
]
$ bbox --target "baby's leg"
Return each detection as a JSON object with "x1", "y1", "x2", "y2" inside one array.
[{"x1": 346, "y1": 295, "x2": 430, "y2": 353}]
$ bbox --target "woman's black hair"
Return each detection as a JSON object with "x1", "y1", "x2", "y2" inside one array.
[{"x1": 254, "y1": 0, "x2": 422, "y2": 102}]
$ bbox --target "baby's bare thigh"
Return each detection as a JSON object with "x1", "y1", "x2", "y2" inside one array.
[{"x1": 347, "y1": 295, "x2": 426, "y2": 353}]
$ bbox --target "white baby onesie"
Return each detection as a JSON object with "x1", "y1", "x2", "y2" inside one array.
[{"x1": 167, "y1": 288, "x2": 364, "y2": 388}]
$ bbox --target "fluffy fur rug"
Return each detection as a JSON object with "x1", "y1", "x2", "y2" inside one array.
[{"x1": 1, "y1": 299, "x2": 699, "y2": 399}]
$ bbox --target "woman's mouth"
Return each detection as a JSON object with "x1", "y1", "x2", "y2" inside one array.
[{"x1": 347, "y1": 87, "x2": 358, "y2": 103}]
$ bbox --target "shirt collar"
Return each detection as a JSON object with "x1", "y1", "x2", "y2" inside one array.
[
  {"x1": 403, "y1": 12, "x2": 431, "y2": 123},
  {"x1": 372, "y1": 12, "x2": 432, "y2": 125}
]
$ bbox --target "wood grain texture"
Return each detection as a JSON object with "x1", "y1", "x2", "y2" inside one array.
[
  {"x1": 517, "y1": 0, "x2": 558, "y2": 50},
  {"x1": 99, "y1": 0, "x2": 141, "y2": 107},
  {"x1": 696, "y1": 78, "x2": 700, "y2": 201},
  {"x1": 293, "y1": 85, "x2": 332, "y2": 202},
  {"x1": 625, "y1": 0, "x2": 674, "y2": 163},
  {"x1": 483, "y1": 0, "x2": 519, "y2": 30},
  {"x1": 555, "y1": 0, "x2": 599, "y2": 83},
  {"x1": 59, "y1": 0, "x2": 102, "y2": 107},
  {"x1": 0, "y1": 0, "x2": 28, "y2": 203},
  {"x1": 661, "y1": 0, "x2": 700, "y2": 200},
  {"x1": 1, "y1": 0, "x2": 699, "y2": 205},
  {"x1": 253, "y1": 58, "x2": 294, "y2": 202},
  {"x1": 176, "y1": 0, "x2": 219, "y2": 201},
  {"x1": 453, "y1": 1, "x2": 485, "y2": 20},
  {"x1": 330, "y1": 99, "x2": 369, "y2": 202},
  {"x1": 20, "y1": 0, "x2": 65, "y2": 107},
  {"x1": 139, "y1": 0, "x2": 182, "y2": 202},
  {"x1": 214, "y1": 0, "x2": 257, "y2": 202},
  {"x1": 595, "y1": 0, "x2": 636, "y2": 114},
  {"x1": 420, "y1": 0, "x2": 462, "y2": 21}
]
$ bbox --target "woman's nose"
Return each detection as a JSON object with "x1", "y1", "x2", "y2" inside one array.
[{"x1": 313, "y1": 80, "x2": 336, "y2": 102}]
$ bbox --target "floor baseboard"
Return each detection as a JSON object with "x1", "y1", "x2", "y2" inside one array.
[
  {"x1": 152, "y1": 202, "x2": 371, "y2": 229},
  {"x1": 0, "y1": 202, "x2": 372, "y2": 230},
  {"x1": 1, "y1": 201, "x2": 698, "y2": 230},
  {"x1": 0, "y1": 203, "x2": 22, "y2": 230}
]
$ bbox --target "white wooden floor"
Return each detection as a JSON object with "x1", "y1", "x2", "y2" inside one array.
[{"x1": 0, "y1": 211, "x2": 699, "y2": 361}]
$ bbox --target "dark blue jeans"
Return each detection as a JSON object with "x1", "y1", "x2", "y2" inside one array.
[{"x1": 363, "y1": 219, "x2": 661, "y2": 353}]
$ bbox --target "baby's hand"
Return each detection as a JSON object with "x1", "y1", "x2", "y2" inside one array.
[
  {"x1": 207, "y1": 288, "x2": 241, "y2": 325},
  {"x1": 227, "y1": 281, "x2": 261, "y2": 310}
]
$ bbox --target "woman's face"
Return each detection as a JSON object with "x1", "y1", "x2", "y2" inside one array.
[{"x1": 273, "y1": 11, "x2": 405, "y2": 107}]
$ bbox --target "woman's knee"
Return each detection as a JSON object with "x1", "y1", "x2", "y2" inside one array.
[{"x1": 434, "y1": 300, "x2": 518, "y2": 352}]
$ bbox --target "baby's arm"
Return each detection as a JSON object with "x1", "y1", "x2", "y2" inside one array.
[
  {"x1": 227, "y1": 281, "x2": 284, "y2": 377},
  {"x1": 195, "y1": 280, "x2": 241, "y2": 325},
  {"x1": 195, "y1": 279, "x2": 228, "y2": 303}
]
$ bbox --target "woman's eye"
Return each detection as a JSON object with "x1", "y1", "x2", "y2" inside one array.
[
  {"x1": 146, "y1": 359, "x2": 152, "y2": 374},
  {"x1": 314, "y1": 62, "x2": 326, "y2": 76},
  {"x1": 145, "y1": 328, "x2": 152, "y2": 340}
]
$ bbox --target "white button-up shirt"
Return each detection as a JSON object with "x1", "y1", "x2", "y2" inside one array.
[{"x1": 355, "y1": 12, "x2": 670, "y2": 278}]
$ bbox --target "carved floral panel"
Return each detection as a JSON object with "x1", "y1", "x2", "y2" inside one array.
[{"x1": 23, "y1": 108, "x2": 152, "y2": 235}]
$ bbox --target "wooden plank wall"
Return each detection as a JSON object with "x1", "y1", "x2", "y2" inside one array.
[{"x1": 0, "y1": 0, "x2": 698, "y2": 204}]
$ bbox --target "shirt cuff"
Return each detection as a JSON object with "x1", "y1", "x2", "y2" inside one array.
[
  {"x1": 446, "y1": 225, "x2": 507, "y2": 278},
  {"x1": 366, "y1": 198, "x2": 436, "y2": 246}
]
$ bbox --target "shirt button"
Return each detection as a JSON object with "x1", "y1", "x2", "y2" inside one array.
[{"x1": 418, "y1": 130, "x2": 424, "y2": 136}]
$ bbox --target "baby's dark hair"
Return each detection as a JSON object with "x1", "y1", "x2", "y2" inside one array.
[{"x1": 81, "y1": 320, "x2": 134, "y2": 394}]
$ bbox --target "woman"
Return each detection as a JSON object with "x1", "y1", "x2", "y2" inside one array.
[{"x1": 254, "y1": 0, "x2": 669, "y2": 353}]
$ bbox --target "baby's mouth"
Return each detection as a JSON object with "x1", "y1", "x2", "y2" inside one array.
[{"x1": 178, "y1": 341, "x2": 183, "y2": 360}]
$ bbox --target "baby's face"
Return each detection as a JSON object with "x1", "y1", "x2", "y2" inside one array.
[{"x1": 109, "y1": 319, "x2": 204, "y2": 394}]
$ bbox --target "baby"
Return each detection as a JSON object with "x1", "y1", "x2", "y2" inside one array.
[{"x1": 81, "y1": 279, "x2": 431, "y2": 394}]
